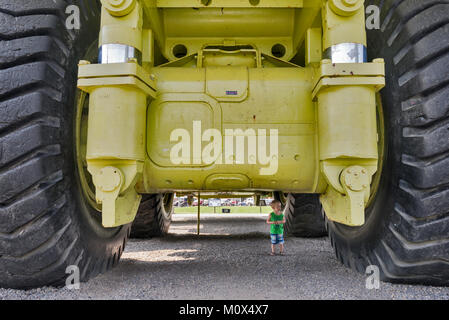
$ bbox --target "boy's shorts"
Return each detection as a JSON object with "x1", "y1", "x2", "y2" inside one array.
[{"x1": 270, "y1": 234, "x2": 284, "y2": 245}]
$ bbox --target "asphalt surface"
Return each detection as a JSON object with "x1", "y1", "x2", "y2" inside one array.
[{"x1": 1, "y1": 214, "x2": 449, "y2": 300}]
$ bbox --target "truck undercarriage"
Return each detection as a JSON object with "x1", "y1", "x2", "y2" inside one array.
[
  {"x1": 1, "y1": 0, "x2": 449, "y2": 288},
  {"x1": 78, "y1": 0, "x2": 385, "y2": 228}
]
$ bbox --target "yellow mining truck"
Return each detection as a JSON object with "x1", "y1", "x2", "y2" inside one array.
[{"x1": 0, "y1": 0, "x2": 448, "y2": 288}]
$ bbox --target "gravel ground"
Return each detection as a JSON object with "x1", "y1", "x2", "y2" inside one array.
[{"x1": 1, "y1": 213, "x2": 449, "y2": 300}]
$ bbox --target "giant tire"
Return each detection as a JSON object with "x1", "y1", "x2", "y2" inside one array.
[
  {"x1": 327, "y1": 0, "x2": 449, "y2": 286},
  {"x1": 130, "y1": 193, "x2": 174, "y2": 238},
  {"x1": 284, "y1": 194, "x2": 327, "y2": 238},
  {"x1": 0, "y1": 0, "x2": 131, "y2": 289}
]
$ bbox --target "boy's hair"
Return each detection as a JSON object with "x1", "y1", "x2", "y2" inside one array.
[{"x1": 270, "y1": 200, "x2": 281, "y2": 207}]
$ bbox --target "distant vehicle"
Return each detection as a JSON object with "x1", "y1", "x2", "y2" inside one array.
[
  {"x1": 177, "y1": 200, "x2": 185, "y2": 207},
  {"x1": 192, "y1": 199, "x2": 205, "y2": 206},
  {"x1": 209, "y1": 199, "x2": 221, "y2": 207}
]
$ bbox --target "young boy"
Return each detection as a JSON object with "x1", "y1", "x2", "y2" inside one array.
[{"x1": 266, "y1": 200, "x2": 286, "y2": 255}]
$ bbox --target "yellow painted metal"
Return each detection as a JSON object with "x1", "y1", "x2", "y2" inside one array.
[
  {"x1": 92, "y1": 164, "x2": 143, "y2": 227},
  {"x1": 156, "y1": 0, "x2": 304, "y2": 8},
  {"x1": 75, "y1": 90, "x2": 101, "y2": 212},
  {"x1": 312, "y1": 0, "x2": 383, "y2": 226},
  {"x1": 98, "y1": 0, "x2": 365, "y2": 62},
  {"x1": 322, "y1": 0, "x2": 366, "y2": 50},
  {"x1": 313, "y1": 59, "x2": 385, "y2": 226},
  {"x1": 306, "y1": 28, "x2": 322, "y2": 66},
  {"x1": 328, "y1": 0, "x2": 364, "y2": 17},
  {"x1": 78, "y1": 63, "x2": 156, "y2": 96},
  {"x1": 178, "y1": 192, "x2": 258, "y2": 199},
  {"x1": 100, "y1": 0, "x2": 155, "y2": 68},
  {"x1": 142, "y1": 64, "x2": 323, "y2": 194},
  {"x1": 366, "y1": 94, "x2": 386, "y2": 207},
  {"x1": 139, "y1": 0, "x2": 322, "y2": 62},
  {"x1": 321, "y1": 165, "x2": 371, "y2": 226},
  {"x1": 102, "y1": 0, "x2": 137, "y2": 17},
  {"x1": 100, "y1": 0, "x2": 143, "y2": 50},
  {"x1": 199, "y1": 48, "x2": 261, "y2": 68},
  {"x1": 77, "y1": 61, "x2": 156, "y2": 227},
  {"x1": 142, "y1": 29, "x2": 155, "y2": 68},
  {"x1": 78, "y1": 0, "x2": 386, "y2": 228}
]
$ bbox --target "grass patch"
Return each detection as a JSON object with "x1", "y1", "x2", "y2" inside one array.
[{"x1": 174, "y1": 206, "x2": 272, "y2": 214}]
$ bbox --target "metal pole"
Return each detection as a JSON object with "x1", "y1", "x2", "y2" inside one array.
[{"x1": 197, "y1": 192, "x2": 201, "y2": 235}]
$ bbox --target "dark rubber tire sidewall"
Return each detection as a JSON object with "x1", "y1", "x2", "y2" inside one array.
[
  {"x1": 130, "y1": 194, "x2": 173, "y2": 238},
  {"x1": 0, "y1": 0, "x2": 130, "y2": 289},
  {"x1": 326, "y1": 0, "x2": 449, "y2": 285}
]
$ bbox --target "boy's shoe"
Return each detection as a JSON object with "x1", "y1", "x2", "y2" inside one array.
[{"x1": 270, "y1": 252, "x2": 276, "y2": 256}]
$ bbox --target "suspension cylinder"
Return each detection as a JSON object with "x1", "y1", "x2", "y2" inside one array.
[
  {"x1": 312, "y1": 58, "x2": 385, "y2": 226},
  {"x1": 317, "y1": 85, "x2": 378, "y2": 161},
  {"x1": 77, "y1": 61, "x2": 156, "y2": 227},
  {"x1": 86, "y1": 86, "x2": 147, "y2": 162}
]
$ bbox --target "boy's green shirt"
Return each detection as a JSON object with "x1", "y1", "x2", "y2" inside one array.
[{"x1": 270, "y1": 212, "x2": 284, "y2": 235}]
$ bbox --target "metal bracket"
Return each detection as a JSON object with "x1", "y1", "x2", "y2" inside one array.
[
  {"x1": 77, "y1": 61, "x2": 155, "y2": 228},
  {"x1": 90, "y1": 164, "x2": 143, "y2": 228},
  {"x1": 320, "y1": 166, "x2": 371, "y2": 226}
]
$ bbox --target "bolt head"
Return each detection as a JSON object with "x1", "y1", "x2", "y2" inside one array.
[
  {"x1": 342, "y1": 166, "x2": 371, "y2": 192},
  {"x1": 97, "y1": 167, "x2": 122, "y2": 192},
  {"x1": 342, "y1": 0, "x2": 358, "y2": 6},
  {"x1": 108, "y1": 0, "x2": 126, "y2": 7},
  {"x1": 329, "y1": 0, "x2": 363, "y2": 16},
  {"x1": 101, "y1": 0, "x2": 136, "y2": 17}
]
